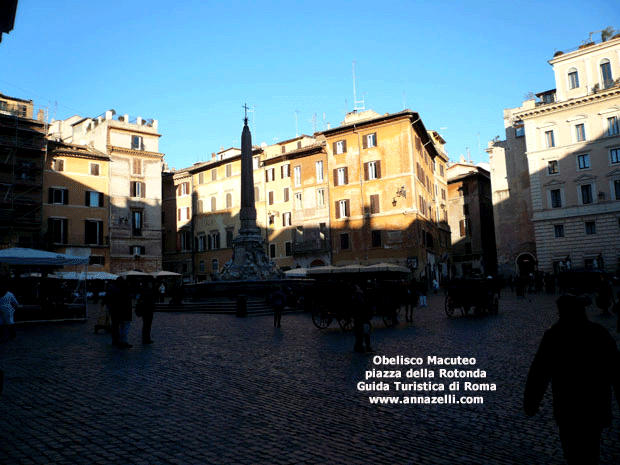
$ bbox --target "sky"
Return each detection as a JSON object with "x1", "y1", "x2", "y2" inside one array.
[{"x1": 1, "y1": 1, "x2": 618, "y2": 169}]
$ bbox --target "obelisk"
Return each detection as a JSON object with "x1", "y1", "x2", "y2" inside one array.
[{"x1": 219, "y1": 105, "x2": 282, "y2": 281}]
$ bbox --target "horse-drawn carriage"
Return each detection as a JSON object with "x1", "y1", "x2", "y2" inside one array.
[{"x1": 444, "y1": 278, "x2": 500, "y2": 317}]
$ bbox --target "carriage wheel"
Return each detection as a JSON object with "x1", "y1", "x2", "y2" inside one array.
[
  {"x1": 338, "y1": 316, "x2": 354, "y2": 331},
  {"x1": 383, "y1": 308, "x2": 400, "y2": 327},
  {"x1": 312, "y1": 309, "x2": 332, "y2": 329},
  {"x1": 445, "y1": 296, "x2": 455, "y2": 317}
]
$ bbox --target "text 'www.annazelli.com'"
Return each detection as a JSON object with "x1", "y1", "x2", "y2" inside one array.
[{"x1": 368, "y1": 395, "x2": 484, "y2": 405}]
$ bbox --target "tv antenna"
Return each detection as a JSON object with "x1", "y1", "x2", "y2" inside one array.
[
  {"x1": 309, "y1": 113, "x2": 318, "y2": 134},
  {"x1": 352, "y1": 60, "x2": 365, "y2": 112}
]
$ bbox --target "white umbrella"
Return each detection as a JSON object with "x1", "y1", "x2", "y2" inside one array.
[
  {"x1": 284, "y1": 268, "x2": 307, "y2": 278},
  {"x1": 119, "y1": 270, "x2": 151, "y2": 277},
  {"x1": 151, "y1": 271, "x2": 181, "y2": 278},
  {"x1": 365, "y1": 263, "x2": 411, "y2": 273}
]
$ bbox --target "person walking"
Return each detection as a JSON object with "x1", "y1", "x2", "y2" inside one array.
[
  {"x1": 136, "y1": 282, "x2": 155, "y2": 344},
  {"x1": 524, "y1": 294, "x2": 620, "y2": 464},
  {"x1": 158, "y1": 282, "x2": 166, "y2": 303},
  {"x1": 0, "y1": 282, "x2": 18, "y2": 341},
  {"x1": 270, "y1": 286, "x2": 286, "y2": 328},
  {"x1": 104, "y1": 277, "x2": 133, "y2": 348}
]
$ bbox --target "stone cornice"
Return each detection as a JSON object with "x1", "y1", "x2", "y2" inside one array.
[
  {"x1": 108, "y1": 145, "x2": 164, "y2": 159},
  {"x1": 514, "y1": 87, "x2": 620, "y2": 120}
]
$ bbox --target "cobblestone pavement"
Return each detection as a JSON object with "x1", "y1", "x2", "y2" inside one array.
[{"x1": 1, "y1": 290, "x2": 619, "y2": 465}]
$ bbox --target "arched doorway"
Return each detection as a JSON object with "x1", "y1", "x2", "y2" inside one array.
[{"x1": 516, "y1": 253, "x2": 536, "y2": 276}]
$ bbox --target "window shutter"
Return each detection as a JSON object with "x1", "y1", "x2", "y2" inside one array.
[
  {"x1": 141, "y1": 182, "x2": 146, "y2": 198},
  {"x1": 48, "y1": 188, "x2": 54, "y2": 203},
  {"x1": 370, "y1": 194, "x2": 380, "y2": 214},
  {"x1": 141, "y1": 246, "x2": 146, "y2": 255},
  {"x1": 62, "y1": 219, "x2": 68, "y2": 244},
  {"x1": 332, "y1": 142, "x2": 337, "y2": 154},
  {"x1": 376, "y1": 161, "x2": 381, "y2": 179},
  {"x1": 343, "y1": 140, "x2": 347, "y2": 153},
  {"x1": 345, "y1": 199, "x2": 350, "y2": 217},
  {"x1": 85, "y1": 191, "x2": 90, "y2": 206},
  {"x1": 99, "y1": 192, "x2": 104, "y2": 206},
  {"x1": 362, "y1": 135, "x2": 368, "y2": 149},
  {"x1": 344, "y1": 167, "x2": 348, "y2": 185},
  {"x1": 333, "y1": 169, "x2": 338, "y2": 186},
  {"x1": 335, "y1": 201, "x2": 340, "y2": 219},
  {"x1": 63, "y1": 189, "x2": 69, "y2": 205},
  {"x1": 364, "y1": 162, "x2": 369, "y2": 181}
]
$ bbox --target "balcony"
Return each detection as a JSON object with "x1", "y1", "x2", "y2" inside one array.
[{"x1": 291, "y1": 239, "x2": 328, "y2": 255}]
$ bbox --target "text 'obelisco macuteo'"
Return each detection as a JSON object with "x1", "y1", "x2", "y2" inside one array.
[{"x1": 219, "y1": 108, "x2": 282, "y2": 281}]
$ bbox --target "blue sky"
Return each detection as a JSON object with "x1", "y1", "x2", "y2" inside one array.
[{"x1": 1, "y1": 1, "x2": 618, "y2": 169}]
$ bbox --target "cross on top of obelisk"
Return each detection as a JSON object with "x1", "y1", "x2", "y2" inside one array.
[{"x1": 243, "y1": 103, "x2": 250, "y2": 125}]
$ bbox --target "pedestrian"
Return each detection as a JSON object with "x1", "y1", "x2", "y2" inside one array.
[
  {"x1": 0, "y1": 281, "x2": 18, "y2": 341},
  {"x1": 595, "y1": 273, "x2": 613, "y2": 316},
  {"x1": 418, "y1": 280, "x2": 427, "y2": 307},
  {"x1": 524, "y1": 294, "x2": 620, "y2": 465},
  {"x1": 405, "y1": 280, "x2": 418, "y2": 323},
  {"x1": 158, "y1": 282, "x2": 166, "y2": 303},
  {"x1": 136, "y1": 282, "x2": 155, "y2": 344},
  {"x1": 104, "y1": 277, "x2": 133, "y2": 348},
  {"x1": 270, "y1": 286, "x2": 286, "y2": 328},
  {"x1": 0, "y1": 280, "x2": 19, "y2": 395}
]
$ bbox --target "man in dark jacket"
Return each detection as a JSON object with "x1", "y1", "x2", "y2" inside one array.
[{"x1": 524, "y1": 294, "x2": 620, "y2": 464}]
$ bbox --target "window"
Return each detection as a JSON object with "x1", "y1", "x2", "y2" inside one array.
[
  {"x1": 85, "y1": 191, "x2": 104, "y2": 207},
  {"x1": 334, "y1": 140, "x2": 347, "y2": 154},
  {"x1": 548, "y1": 160, "x2": 559, "y2": 175},
  {"x1": 581, "y1": 184, "x2": 593, "y2": 204},
  {"x1": 568, "y1": 68, "x2": 580, "y2": 89},
  {"x1": 212, "y1": 259, "x2": 219, "y2": 272},
  {"x1": 131, "y1": 135, "x2": 144, "y2": 150},
  {"x1": 370, "y1": 194, "x2": 380, "y2": 214},
  {"x1": 545, "y1": 130, "x2": 555, "y2": 148},
  {"x1": 177, "y1": 182, "x2": 189, "y2": 196},
  {"x1": 226, "y1": 164, "x2": 232, "y2": 177},
  {"x1": 601, "y1": 59, "x2": 613, "y2": 88},
  {"x1": 515, "y1": 125, "x2": 525, "y2": 138},
  {"x1": 226, "y1": 193, "x2": 233, "y2": 208},
  {"x1": 371, "y1": 230, "x2": 382, "y2": 247},
  {"x1": 463, "y1": 204, "x2": 469, "y2": 216},
  {"x1": 585, "y1": 221, "x2": 596, "y2": 235},
  {"x1": 294, "y1": 166, "x2": 301, "y2": 186},
  {"x1": 281, "y1": 164, "x2": 290, "y2": 179},
  {"x1": 226, "y1": 229, "x2": 234, "y2": 248},
  {"x1": 49, "y1": 188, "x2": 69, "y2": 205},
  {"x1": 611, "y1": 148, "x2": 620, "y2": 164},
  {"x1": 316, "y1": 188, "x2": 325, "y2": 207},
  {"x1": 363, "y1": 133, "x2": 377, "y2": 149},
  {"x1": 89, "y1": 255, "x2": 105, "y2": 266},
  {"x1": 178, "y1": 206, "x2": 190, "y2": 221},
  {"x1": 577, "y1": 153, "x2": 590, "y2": 170},
  {"x1": 614, "y1": 179, "x2": 620, "y2": 200},
  {"x1": 315, "y1": 161, "x2": 324, "y2": 182},
  {"x1": 53, "y1": 159, "x2": 64, "y2": 171},
  {"x1": 459, "y1": 219, "x2": 471, "y2": 237},
  {"x1": 268, "y1": 191, "x2": 274, "y2": 206},
  {"x1": 208, "y1": 231, "x2": 220, "y2": 250},
  {"x1": 575, "y1": 123, "x2": 586, "y2": 142},
  {"x1": 48, "y1": 218, "x2": 68, "y2": 244},
  {"x1": 554, "y1": 225, "x2": 565, "y2": 238},
  {"x1": 285, "y1": 242, "x2": 292, "y2": 257},
  {"x1": 269, "y1": 243, "x2": 276, "y2": 258},
  {"x1": 335, "y1": 167, "x2": 348, "y2": 186},
  {"x1": 336, "y1": 199, "x2": 350, "y2": 218},
  {"x1": 210, "y1": 197, "x2": 217, "y2": 212},
  {"x1": 130, "y1": 245, "x2": 146, "y2": 256},
  {"x1": 199, "y1": 261, "x2": 206, "y2": 273},
  {"x1": 131, "y1": 181, "x2": 145, "y2": 198},
  {"x1": 179, "y1": 231, "x2": 191, "y2": 251},
  {"x1": 265, "y1": 168, "x2": 275, "y2": 182},
  {"x1": 282, "y1": 212, "x2": 291, "y2": 227},
  {"x1": 340, "y1": 233, "x2": 350, "y2": 250},
  {"x1": 84, "y1": 220, "x2": 103, "y2": 245},
  {"x1": 608, "y1": 116, "x2": 619, "y2": 136},
  {"x1": 550, "y1": 189, "x2": 562, "y2": 208},
  {"x1": 364, "y1": 161, "x2": 381, "y2": 180},
  {"x1": 294, "y1": 192, "x2": 303, "y2": 210},
  {"x1": 197, "y1": 235, "x2": 206, "y2": 252},
  {"x1": 132, "y1": 211, "x2": 143, "y2": 236},
  {"x1": 211, "y1": 169, "x2": 217, "y2": 181},
  {"x1": 132, "y1": 159, "x2": 142, "y2": 175}
]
